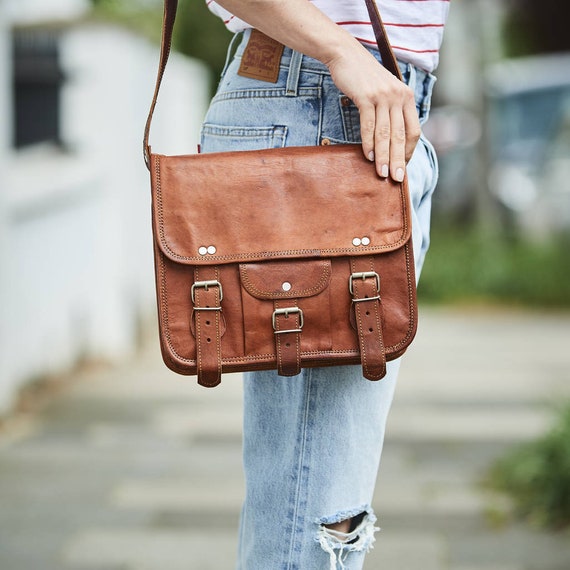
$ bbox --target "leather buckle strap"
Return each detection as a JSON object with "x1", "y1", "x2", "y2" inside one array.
[
  {"x1": 191, "y1": 280, "x2": 224, "y2": 304},
  {"x1": 273, "y1": 303, "x2": 303, "y2": 376},
  {"x1": 349, "y1": 271, "x2": 380, "y2": 297},
  {"x1": 192, "y1": 270, "x2": 223, "y2": 387},
  {"x1": 349, "y1": 260, "x2": 387, "y2": 381},
  {"x1": 272, "y1": 307, "x2": 304, "y2": 334}
]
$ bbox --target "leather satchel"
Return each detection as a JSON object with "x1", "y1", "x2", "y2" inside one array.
[{"x1": 143, "y1": 0, "x2": 418, "y2": 387}]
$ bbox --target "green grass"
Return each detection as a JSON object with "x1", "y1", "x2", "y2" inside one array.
[
  {"x1": 419, "y1": 226, "x2": 570, "y2": 308},
  {"x1": 485, "y1": 403, "x2": 570, "y2": 530}
]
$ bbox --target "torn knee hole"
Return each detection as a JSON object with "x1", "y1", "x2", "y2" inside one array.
[
  {"x1": 323, "y1": 512, "x2": 367, "y2": 540},
  {"x1": 316, "y1": 509, "x2": 379, "y2": 569}
]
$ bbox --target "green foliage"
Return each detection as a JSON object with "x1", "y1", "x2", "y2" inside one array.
[
  {"x1": 419, "y1": 226, "x2": 570, "y2": 308},
  {"x1": 486, "y1": 403, "x2": 570, "y2": 530},
  {"x1": 173, "y1": 2, "x2": 232, "y2": 88},
  {"x1": 502, "y1": 0, "x2": 570, "y2": 57},
  {"x1": 89, "y1": 0, "x2": 164, "y2": 43}
]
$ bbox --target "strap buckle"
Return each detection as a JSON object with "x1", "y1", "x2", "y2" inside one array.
[
  {"x1": 349, "y1": 271, "x2": 380, "y2": 295},
  {"x1": 272, "y1": 307, "x2": 304, "y2": 334},
  {"x1": 191, "y1": 280, "x2": 224, "y2": 304}
]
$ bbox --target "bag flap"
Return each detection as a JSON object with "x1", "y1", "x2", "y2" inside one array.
[
  {"x1": 240, "y1": 260, "x2": 331, "y2": 300},
  {"x1": 151, "y1": 145, "x2": 411, "y2": 265}
]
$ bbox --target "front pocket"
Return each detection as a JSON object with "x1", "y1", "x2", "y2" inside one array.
[
  {"x1": 239, "y1": 260, "x2": 333, "y2": 356},
  {"x1": 200, "y1": 123, "x2": 288, "y2": 153}
]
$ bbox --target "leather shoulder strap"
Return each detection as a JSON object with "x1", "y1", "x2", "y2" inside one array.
[
  {"x1": 364, "y1": 0, "x2": 402, "y2": 80},
  {"x1": 143, "y1": 0, "x2": 178, "y2": 169},
  {"x1": 144, "y1": 0, "x2": 401, "y2": 169}
]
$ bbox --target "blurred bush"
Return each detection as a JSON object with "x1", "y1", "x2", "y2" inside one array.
[
  {"x1": 486, "y1": 402, "x2": 570, "y2": 530},
  {"x1": 173, "y1": 2, "x2": 231, "y2": 87},
  {"x1": 419, "y1": 226, "x2": 570, "y2": 308},
  {"x1": 503, "y1": 0, "x2": 570, "y2": 57}
]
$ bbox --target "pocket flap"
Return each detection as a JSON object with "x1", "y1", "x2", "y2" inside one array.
[
  {"x1": 240, "y1": 260, "x2": 331, "y2": 300},
  {"x1": 151, "y1": 145, "x2": 411, "y2": 265}
]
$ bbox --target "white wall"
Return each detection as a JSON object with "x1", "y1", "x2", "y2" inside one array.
[
  {"x1": 3, "y1": 0, "x2": 89, "y2": 24},
  {"x1": 0, "y1": 19, "x2": 209, "y2": 414},
  {"x1": 0, "y1": 3, "x2": 14, "y2": 411}
]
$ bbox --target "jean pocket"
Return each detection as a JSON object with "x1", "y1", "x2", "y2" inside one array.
[
  {"x1": 339, "y1": 95, "x2": 362, "y2": 144},
  {"x1": 419, "y1": 133, "x2": 439, "y2": 188},
  {"x1": 200, "y1": 123, "x2": 288, "y2": 153}
]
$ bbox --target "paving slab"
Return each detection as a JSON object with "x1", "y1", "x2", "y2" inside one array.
[{"x1": 0, "y1": 307, "x2": 569, "y2": 570}]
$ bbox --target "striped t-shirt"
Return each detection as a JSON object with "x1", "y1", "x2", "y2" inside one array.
[{"x1": 206, "y1": 0, "x2": 450, "y2": 72}]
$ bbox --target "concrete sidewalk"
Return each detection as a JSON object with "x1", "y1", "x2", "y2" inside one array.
[{"x1": 0, "y1": 307, "x2": 569, "y2": 570}]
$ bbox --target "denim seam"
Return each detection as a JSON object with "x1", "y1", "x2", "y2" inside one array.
[
  {"x1": 212, "y1": 87, "x2": 320, "y2": 103},
  {"x1": 316, "y1": 74, "x2": 324, "y2": 145},
  {"x1": 201, "y1": 125, "x2": 288, "y2": 137},
  {"x1": 284, "y1": 370, "x2": 314, "y2": 569}
]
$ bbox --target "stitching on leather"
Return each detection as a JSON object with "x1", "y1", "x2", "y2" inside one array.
[
  {"x1": 153, "y1": 157, "x2": 410, "y2": 263},
  {"x1": 295, "y1": 301, "x2": 301, "y2": 373},
  {"x1": 193, "y1": 267, "x2": 223, "y2": 387},
  {"x1": 275, "y1": 300, "x2": 283, "y2": 373},
  {"x1": 370, "y1": 256, "x2": 386, "y2": 379},
  {"x1": 161, "y1": 243, "x2": 408, "y2": 264},
  {"x1": 215, "y1": 267, "x2": 222, "y2": 384},
  {"x1": 158, "y1": 253, "x2": 415, "y2": 370},
  {"x1": 153, "y1": 160, "x2": 417, "y2": 372},
  {"x1": 274, "y1": 299, "x2": 302, "y2": 376},
  {"x1": 239, "y1": 261, "x2": 331, "y2": 298},
  {"x1": 194, "y1": 267, "x2": 204, "y2": 381},
  {"x1": 159, "y1": 261, "x2": 415, "y2": 370},
  {"x1": 350, "y1": 259, "x2": 368, "y2": 375},
  {"x1": 154, "y1": 156, "x2": 166, "y2": 250}
]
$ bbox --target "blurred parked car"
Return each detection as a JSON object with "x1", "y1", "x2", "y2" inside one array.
[
  {"x1": 486, "y1": 52, "x2": 570, "y2": 237},
  {"x1": 423, "y1": 105, "x2": 481, "y2": 220}
]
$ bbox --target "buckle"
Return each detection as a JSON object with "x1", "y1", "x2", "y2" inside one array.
[
  {"x1": 272, "y1": 307, "x2": 304, "y2": 334},
  {"x1": 191, "y1": 280, "x2": 223, "y2": 304},
  {"x1": 349, "y1": 271, "x2": 380, "y2": 295}
]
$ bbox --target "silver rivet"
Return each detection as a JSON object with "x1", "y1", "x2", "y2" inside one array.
[
  {"x1": 352, "y1": 237, "x2": 362, "y2": 247},
  {"x1": 282, "y1": 281, "x2": 292, "y2": 292},
  {"x1": 198, "y1": 246, "x2": 208, "y2": 256},
  {"x1": 361, "y1": 236, "x2": 371, "y2": 246},
  {"x1": 207, "y1": 245, "x2": 217, "y2": 255}
]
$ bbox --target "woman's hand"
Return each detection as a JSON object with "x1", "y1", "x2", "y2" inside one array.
[
  {"x1": 212, "y1": 0, "x2": 421, "y2": 179},
  {"x1": 326, "y1": 47, "x2": 421, "y2": 181}
]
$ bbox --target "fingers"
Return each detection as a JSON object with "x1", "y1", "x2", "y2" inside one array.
[
  {"x1": 388, "y1": 107, "x2": 406, "y2": 182},
  {"x1": 360, "y1": 84, "x2": 421, "y2": 182},
  {"x1": 403, "y1": 99, "x2": 421, "y2": 162},
  {"x1": 359, "y1": 104, "x2": 377, "y2": 164},
  {"x1": 374, "y1": 106, "x2": 391, "y2": 178}
]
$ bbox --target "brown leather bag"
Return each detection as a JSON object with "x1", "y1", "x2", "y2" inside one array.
[{"x1": 143, "y1": 0, "x2": 418, "y2": 387}]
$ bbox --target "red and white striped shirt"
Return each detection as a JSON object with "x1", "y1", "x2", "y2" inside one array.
[{"x1": 206, "y1": 0, "x2": 450, "y2": 72}]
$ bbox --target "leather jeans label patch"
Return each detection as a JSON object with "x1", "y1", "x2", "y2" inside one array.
[{"x1": 238, "y1": 29, "x2": 284, "y2": 83}]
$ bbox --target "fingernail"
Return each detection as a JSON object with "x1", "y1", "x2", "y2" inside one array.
[
  {"x1": 381, "y1": 164, "x2": 389, "y2": 178},
  {"x1": 395, "y1": 167, "x2": 405, "y2": 182},
  {"x1": 368, "y1": 151, "x2": 375, "y2": 162}
]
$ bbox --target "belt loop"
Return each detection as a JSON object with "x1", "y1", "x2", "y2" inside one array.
[
  {"x1": 286, "y1": 49, "x2": 303, "y2": 96},
  {"x1": 419, "y1": 71, "x2": 437, "y2": 124},
  {"x1": 406, "y1": 62, "x2": 416, "y2": 92},
  {"x1": 221, "y1": 31, "x2": 245, "y2": 78}
]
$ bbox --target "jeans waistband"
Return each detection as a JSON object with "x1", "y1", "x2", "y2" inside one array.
[{"x1": 229, "y1": 29, "x2": 437, "y2": 122}]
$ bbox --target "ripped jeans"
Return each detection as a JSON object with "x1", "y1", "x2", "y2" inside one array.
[{"x1": 201, "y1": 30, "x2": 438, "y2": 570}]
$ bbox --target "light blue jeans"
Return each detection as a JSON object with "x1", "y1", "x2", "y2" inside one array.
[{"x1": 201, "y1": 30, "x2": 439, "y2": 570}]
